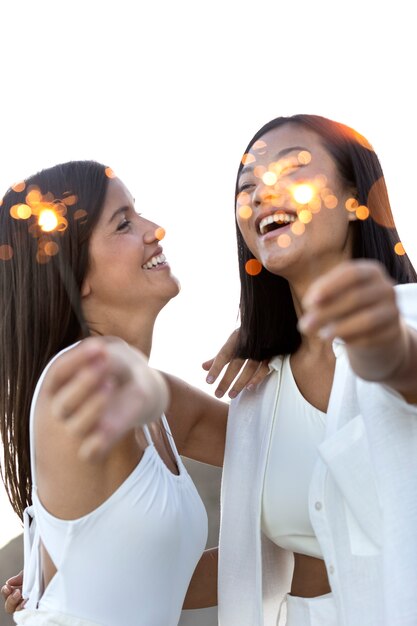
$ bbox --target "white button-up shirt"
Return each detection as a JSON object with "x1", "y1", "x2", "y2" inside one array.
[{"x1": 218, "y1": 284, "x2": 417, "y2": 626}]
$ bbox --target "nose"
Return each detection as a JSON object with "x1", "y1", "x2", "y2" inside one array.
[
  {"x1": 143, "y1": 219, "x2": 165, "y2": 244},
  {"x1": 253, "y1": 181, "x2": 276, "y2": 208}
]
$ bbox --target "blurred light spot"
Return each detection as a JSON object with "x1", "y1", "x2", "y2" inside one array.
[
  {"x1": 394, "y1": 242, "x2": 406, "y2": 256},
  {"x1": 345, "y1": 197, "x2": 359, "y2": 212},
  {"x1": 10, "y1": 204, "x2": 24, "y2": 219},
  {"x1": 0, "y1": 245, "x2": 13, "y2": 261},
  {"x1": 245, "y1": 259, "x2": 262, "y2": 276},
  {"x1": 155, "y1": 227, "x2": 165, "y2": 241},
  {"x1": 39, "y1": 209, "x2": 59, "y2": 232},
  {"x1": 252, "y1": 140, "x2": 267, "y2": 154},
  {"x1": 36, "y1": 251, "x2": 50, "y2": 264},
  {"x1": 254, "y1": 165, "x2": 266, "y2": 178},
  {"x1": 298, "y1": 150, "x2": 311, "y2": 164},
  {"x1": 309, "y1": 196, "x2": 322, "y2": 213},
  {"x1": 238, "y1": 205, "x2": 252, "y2": 219},
  {"x1": 241, "y1": 153, "x2": 256, "y2": 165},
  {"x1": 298, "y1": 209, "x2": 313, "y2": 224},
  {"x1": 292, "y1": 184, "x2": 314, "y2": 205},
  {"x1": 63, "y1": 194, "x2": 78, "y2": 206},
  {"x1": 16, "y1": 204, "x2": 32, "y2": 219},
  {"x1": 237, "y1": 191, "x2": 250, "y2": 205},
  {"x1": 262, "y1": 171, "x2": 277, "y2": 186},
  {"x1": 356, "y1": 205, "x2": 369, "y2": 220},
  {"x1": 291, "y1": 221, "x2": 305, "y2": 236},
  {"x1": 277, "y1": 234, "x2": 291, "y2": 248},
  {"x1": 74, "y1": 209, "x2": 88, "y2": 221},
  {"x1": 105, "y1": 167, "x2": 116, "y2": 179},
  {"x1": 44, "y1": 241, "x2": 59, "y2": 256},
  {"x1": 323, "y1": 194, "x2": 338, "y2": 209},
  {"x1": 12, "y1": 181, "x2": 26, "y2": 193},
  {"x1": 25, "y1": 188, "x2": 42, "y2": 207},
  {"x1": 366, "y1": 178, "x2": 395, "y2": 228}
]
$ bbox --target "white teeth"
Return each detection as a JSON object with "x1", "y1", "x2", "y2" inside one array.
[
  {"x1": 142, "y1": 253, "x2": 166, "y2": 269},
  {"x1": 259, "y1": 213, "x2": 296, "y2": 235}
]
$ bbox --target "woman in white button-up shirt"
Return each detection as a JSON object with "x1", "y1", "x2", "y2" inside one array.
[{"x1": 208, "y1": 115, "x2": 417, "y2": 626}]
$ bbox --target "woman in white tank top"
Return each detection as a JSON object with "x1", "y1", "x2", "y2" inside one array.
[{"x1": 0, "y1": 161, "x2": 228, "y2": 625}]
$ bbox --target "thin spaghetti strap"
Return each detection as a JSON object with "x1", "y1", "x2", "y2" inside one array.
[{"x1": 142, "y1": 425, "x2": 153, "y2": 446}]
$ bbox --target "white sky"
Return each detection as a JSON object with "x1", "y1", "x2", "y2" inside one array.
[{"x1": 1, "y1": 0, "x2": 416, "y2": 547}]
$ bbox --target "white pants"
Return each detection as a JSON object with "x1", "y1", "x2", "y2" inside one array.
[{"x1": 280, "y1": 593, "x2": 338, "y2": 626}]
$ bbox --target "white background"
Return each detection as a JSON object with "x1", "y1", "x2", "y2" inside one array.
[{"x1": 1, "y1": 0, "x2": 417, "y2": 547}]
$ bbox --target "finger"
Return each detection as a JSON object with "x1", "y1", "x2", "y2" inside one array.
[
  {"x1": 5, "y1": 571, "x2": 23, "y2": 587},
  {"x1": 303, "y1": 260, "x2": 390, "y2": 308},
  {"x1": 299, "y1": 281, "x2": 396, "y2": 335},
  {"x1": 202, "y1": 359, "x2": 214, "y2": 372},
  {"x1": 51, "y1": 362, "x2": 110, "y2": 421},
  {"x1": 1, "y1": 584, "x2": 11, "y2": 599},
  {"x1": 5, "y1": 589, "x2": 22, "y2": 614},
  {"x1": 245, "y1": 360, "x2": 270, "y2": 389},
  {"x1": 227, "y1": 360, "x2": 264, "y2": 398},
  {"x1": 212, "y1": 359, "x2": 247, "y2": 398},
  {"x1": 317, "y1": 304, "x2": 398, "y2": 345},
  {"x1": 44, "y1": 338, "x2": 107, "y2": 395},
  {"x1": 64, "y1": 381, "x2": 115, "y2": 438}
]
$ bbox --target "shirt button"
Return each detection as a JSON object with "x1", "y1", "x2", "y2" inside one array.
[
  {"x1": 328, "y1": 565, "x2": 335, "y2": 575},
  {"x1": 314, "y1": 501, "x2": 322, "y2": 511}
]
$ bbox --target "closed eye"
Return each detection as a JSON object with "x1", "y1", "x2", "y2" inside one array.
[{"x1": 116, "y1": 218, "x2": 131, "y2": 232}]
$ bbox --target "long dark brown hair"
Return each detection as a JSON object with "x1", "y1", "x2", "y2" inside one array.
[
  {"x1": 235, "y1": 114, "x2": 417, "y2": 360},
  {"x1": 0, "y1": 161, "x2": 110, "y2": 519}
]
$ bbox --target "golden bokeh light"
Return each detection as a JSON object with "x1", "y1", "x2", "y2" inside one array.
[
  {"x1": 245, "y1": 259, "x2": 262, "y2": 276},
  {"x1": 356, "y1": 205, "x2": 370, "y2": 220},
  {"x1": 74, "y1": 209, "x2": 88, "y2": 221},
  {"x1": 291, "y1": 221, "x2": 305, "y2": 236},
  {"x1": 298, "y1": 150, "x2": 311, "y2": 164},
  {"x1": 394, "y1": 242, "x2": 406, "y2": 256},
  {"x1": 236, "y1": 191, "x2": 251, "y2": 206},
  {"x1": 241, "y1": 153, "x2": 256, "y2": 165},
  {"x1": 254, "y1": 165, "x2": 266, "y2": 178},
  {"x1": 105, "y1": 167, "x2": 116, "y2": 179},
  {"x1": 262, "y1": 171, "x2": 277, "y2": 186},
  {"x1": 298, "y1": 209, "x2": 313, "y2": 224},
  {"x1": 38, "y1": 209, "x2": 59, "y2": 232},
  {"x1": 12, "y1": 181, "x2": 26, "y2": 193},
  {"x1": 277, "y1": 234, "x2": 291, "y2": 248},
  {"x1": 155, "y1": 227, "x2": 166, "y2": 241},
  {"x1": 0, "y1": 245, "x2": 13, "y2": 261},
  {"x1": 345, "y1": 197, "x2": 359, "y2": 212},
  {"x1": 252, "y1": 139, "x2": 267, "y2": 154},
  {"x1": 44, "y1": 241, "x2": 59, "y2": 256},
  {"x1": 323, "y1": 194, "x2": 338, "y2": 209},
  {"x1": 238, "y1": 205, "x2": 252, "y2": 220},
  {"x1": 16, "y1": 204, "x2": 32, "y2": 219},
  {"x1": 292, "y1": 184, "x2": 314, "y2": 205},
  {"x1": 62, "y1": 194, "x2": 78, "y2": 206}
]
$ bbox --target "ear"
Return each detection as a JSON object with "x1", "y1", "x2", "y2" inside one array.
[{"x1": 81, "y1": 278, "x2": 92, "y2": 298}]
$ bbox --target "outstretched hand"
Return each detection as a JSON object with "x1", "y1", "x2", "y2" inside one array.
[
  {"x1": 46, "y1": 337, "x2": 170, "y2": 461},
  {"x1": 298, "y1": 259, "x2": 413, "y2": 386},
  {"x1": 202, "y1": 329, "x2": 270, "y2": 399}
]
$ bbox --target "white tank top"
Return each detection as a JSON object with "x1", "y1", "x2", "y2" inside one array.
[
  {"x1": 22, "y1": 344, "x2": 208, "y2": 626},
  {"x1": 261, "y1": 355, "x2": 326, "y2": 559}
]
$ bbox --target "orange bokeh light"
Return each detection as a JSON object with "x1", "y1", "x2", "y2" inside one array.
[
  {"x1": 0, "y1": 245, "x2": 13, "y2": 261},
  {"x1": 356, "y1": 205, "x2": 370, "y2": 220},
  {"x1": 155, "y1": 227, "x2": 165, "y2": 241},
  {"x1": 277, "y1": 234, "x2": 291, "y2": 248},
  {"x1": 105, "y1": 167, "x2": 116, "y2": 179},
  {"x1": 238, "y1": 205, "x2": 252, "y2": 220},
  {"x1": 394, "y1": 242, "x2": 406, "y2": 256},
  {"x1": 245, "y1": 259, "x2": 262, "y2": 276}
]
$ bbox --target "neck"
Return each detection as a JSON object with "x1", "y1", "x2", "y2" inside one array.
[{"x1": 86, "y1": 310, "x2": 157, "y2": 358}]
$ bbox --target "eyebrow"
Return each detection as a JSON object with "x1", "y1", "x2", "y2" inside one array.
[
  {"x1": 107, "y1": 205, "x2": 130, "y2": 225},
  {"x1": 240, "y1": 145, "x2": 308, "y2": 176}
]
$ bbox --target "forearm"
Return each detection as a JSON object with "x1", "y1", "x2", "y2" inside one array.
[{"x1": 182, "y1": 547, "x2": 218, "y2": 609}]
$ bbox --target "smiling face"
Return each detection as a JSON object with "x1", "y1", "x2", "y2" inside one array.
[
  {"x1": 236, "y1": 123, "x2": 357, "y2": 283},
  {"x1": 81, "y1": 176, "x2": 180, "y2": 334}
]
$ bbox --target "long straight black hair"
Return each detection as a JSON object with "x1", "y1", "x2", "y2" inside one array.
[
  {"x1": 0, "y1": 161, "x2": 110, "y2": 519},
  {"x1": 235, "y1": 114, "x2": 417, "y2": 360}
]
